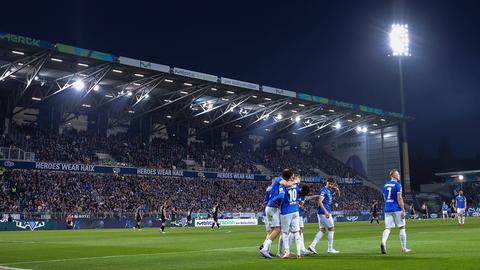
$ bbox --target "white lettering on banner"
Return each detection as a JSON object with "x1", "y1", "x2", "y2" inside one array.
[
  {"x1": 60, "y1": 163, "x2": 95, "y2": 172},
  {"x1": 172, "y1": 170, "x2": 184, "y2": 176},
  {"x1": 137, "y1": 168, "x2": 157, "y2": 175},
  {"x1": 217, "y1": 172, "x2": 255, "y2": 180},
  {"x1": 14, "y1": 221, "x2": 45, "y2": 231},
  {"x1": 35, "y1": 162, "x2": 94, "y2": 172},
  {"x1": 232, "y1": 213, "x2": 256, "y2": 219},
  {"x1": 468, "y1": 207, "x2": 480, "y2": 217},
  {"x1": 220, "y1": 77, "x2": 260, "y2": 91},
  {"x1": 194, "y1": 219, "x2": 258, "y2": 227},
  {"x1": 35, "y1": 162, "x2": 60, "y2": 170},
  {"x1": 137, "y1": 168, "x2": 184, "y2": 176},
  {"x1": 262, "y1": 86, "x2": 296, "y2": 98},
  {"x1": 173, "y1": 68, "x2": 218, "y2": 83}
]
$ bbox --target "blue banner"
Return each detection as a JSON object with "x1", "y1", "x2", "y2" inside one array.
[
  {"x1": 0, "y1": 159, "x2": 364, "y2": 184},
  {"x1": 0, "y1": 160, "x2": 270, "y2": 181}
]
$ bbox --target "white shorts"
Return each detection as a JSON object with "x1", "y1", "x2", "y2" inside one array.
[
  {"x1": 280, "y1": 212, "x2": 300, "y2": 233},
  {"x1": 299, "y1": 215, "x2": 304, "y2": 228},
  {"x1": 385, "y1": 211, "x2": 406, "y2": 229},
  {"x1": 263, "y1": 215, "x2": 270, "y2": 232},
  {"x1": 317, "y1": 214, "x2": 334, "y2": 229},
  {"x1": 442, "y1": 210, "x2": 448, "y2": 215},
  {"x1": 457, "y1": 208, "x2": 465, "y2": 215},
  {"x1": 265, "y1": 206, "x2": 280, "y2": 228}
]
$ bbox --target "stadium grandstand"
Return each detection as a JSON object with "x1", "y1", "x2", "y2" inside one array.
[{"x1": 1, "y1": 31, "x2": 407, "y2": 228}]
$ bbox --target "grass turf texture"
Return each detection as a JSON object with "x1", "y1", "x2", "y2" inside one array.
[{"x1": 0, "y1": 218, "x2": 478, "y2": 270}]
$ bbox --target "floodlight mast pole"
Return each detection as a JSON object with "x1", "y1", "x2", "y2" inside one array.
[
  {"x1": 390, "y1": 24, "x2": 411, "y2": 193},
  {"x1": 398, "y1": 57, "x2": 411, "y2": 193}
]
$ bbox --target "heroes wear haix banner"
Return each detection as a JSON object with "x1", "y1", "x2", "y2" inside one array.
[{"x1": 0, "y1": 160, "x2": 270, "y2": 181}]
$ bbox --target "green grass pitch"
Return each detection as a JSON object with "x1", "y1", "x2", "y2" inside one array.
[{"x1": 0, "y1": 218, "x2": 479, "y2": 270}]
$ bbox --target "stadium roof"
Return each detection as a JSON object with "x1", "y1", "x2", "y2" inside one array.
[
  {"x1": 435, "y1": 170, "x2": 480, "y2": 177},
  {"x1": 0, "y1": 31, "x2": 409, "y2": 139}
]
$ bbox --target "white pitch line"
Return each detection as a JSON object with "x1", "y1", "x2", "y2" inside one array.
[
  {"x1": 4, "y1": 246, "x2": 256, "y2": 266},
  {"x1": 0, "y1": 266, "x2": 32, "y2": 270}
]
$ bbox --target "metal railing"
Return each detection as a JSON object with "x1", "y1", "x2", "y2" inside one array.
[{"x1": 0, "y1": 147, "x2": 35, "y2": 161}]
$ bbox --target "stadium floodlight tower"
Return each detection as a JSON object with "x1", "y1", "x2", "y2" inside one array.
[{"x1": 389, "y1": 23, "x2": 412, "y2": 192}]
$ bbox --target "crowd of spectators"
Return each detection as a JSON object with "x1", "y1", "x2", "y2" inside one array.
[
  {"x1": 1, "y1": 124, "x2": 361, "y2": 178},
  {"x1": 0, "y1": 170, "x2": 382, "y2": 216},
  {"x1": 262, "y1": 148, "x2": 359, "y2": 178}
]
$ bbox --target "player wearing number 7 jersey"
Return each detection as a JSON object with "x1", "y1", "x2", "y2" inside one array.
[{"x1": 381, "y1": 169, "x2": 411, "y2": 254}]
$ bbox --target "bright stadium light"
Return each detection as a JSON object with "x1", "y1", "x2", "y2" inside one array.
[
  {"x1": 276, "y1": 113, "x2": 283, "y2": 120},
  {"x1": 459, "y1": 175, "x2": 464, "y2": 180},
  {"x1": 390, "y1": 24, "x2": 410, "y2": 57},
  {"x1": 295, "y1": 116, "x2": 301, "y2": 122},
  {"x1": 73, "y1": 80, "x2": 85, "y2": 91},
  {"x1": 93, "y1": 85, "x2": 100, "y2": 91},
  {"x1": 334, "y1": 122, "x2": 341, "y2": 129},
  {"x1": 356, "y1": 126, "x2": 362, "y2": 132},
  {"x1": 362, "y1": 126, "x2": 368, "y2": 133}
]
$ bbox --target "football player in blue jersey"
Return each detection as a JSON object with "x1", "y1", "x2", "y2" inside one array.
[
  {"x1": 380, "y1": 169, "x2": 410, "y2": 254},
  {"x1": 455, "y1": 190, "x2": 467, "y2": 225},
  {"x1": 308, "y1": 178, "x2": 340, "y2": 254},
  {"x1": 441, "y1": 201, "x2": 449, "y2": 219},
  {"x1": 278, "y1": 177, "x2": 302, "y2": 259},
  {"x1": 260, "y1": 169, "x2": 299, "y2": 259}
]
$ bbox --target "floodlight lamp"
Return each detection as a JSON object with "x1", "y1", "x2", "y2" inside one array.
[
  {"x1": 73, "y1": 80, "x2": 85, "y2": 91},
  {"x1": 390, "y1": 24, "x2": 410, "y2": 56}
]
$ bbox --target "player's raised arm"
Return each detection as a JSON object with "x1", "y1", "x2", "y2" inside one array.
[
  {"x1": 333, "y1": 182, "x2": 341, "y2": 197},
  {"x1": 305, "y1": 195, "x2": 320, "y2": 201}
]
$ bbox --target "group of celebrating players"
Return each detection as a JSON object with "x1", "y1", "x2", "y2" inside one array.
[
  {"x1": 259, "y1": 169, "x2": 341, "y2": 259},
  {"x1": 259, "y1": 168, "x2": 412, "y2": 259},
  {"x1": 131, "y1": 166, "x2": 468, "y2": 260}
]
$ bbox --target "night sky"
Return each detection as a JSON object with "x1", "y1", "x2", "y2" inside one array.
[{"x1": 2, "y1": 0, "x2": 480, "y2": 160}]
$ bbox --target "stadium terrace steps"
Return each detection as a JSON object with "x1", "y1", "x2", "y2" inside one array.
[
  {"x1": 183, "y1": 159, "x2": 199, "y2": 170},
  {"x1": 95, "y1": 153, "x2": 116, "y2": 164},
  {"x1": 255, "y1": 164, "x2": 271, "y2": 175}
]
